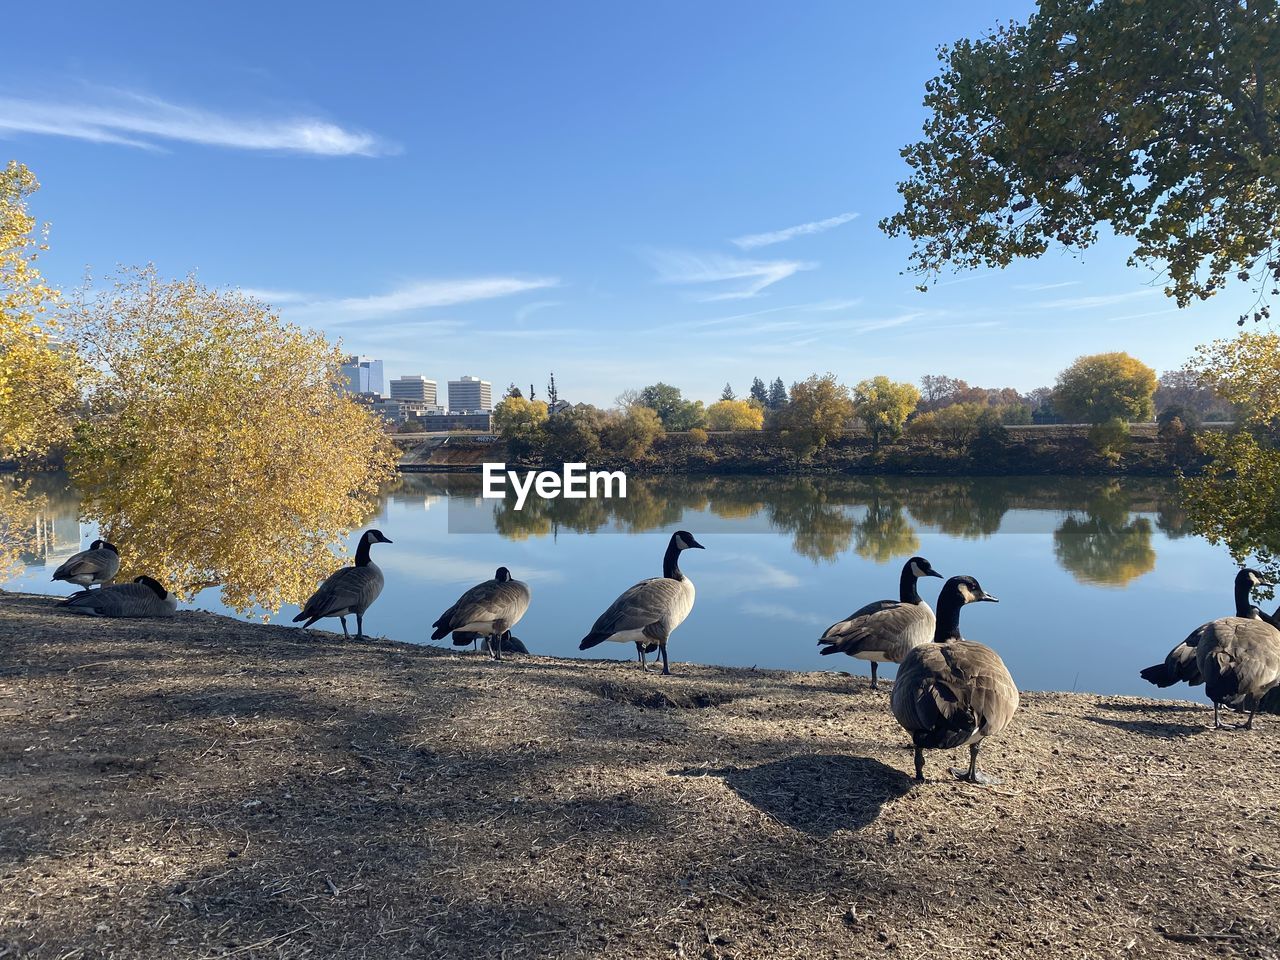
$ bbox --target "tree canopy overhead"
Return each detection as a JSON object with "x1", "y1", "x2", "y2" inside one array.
[{"x1": 881, "y1": 0, "x2": 1280, "y2": 324}]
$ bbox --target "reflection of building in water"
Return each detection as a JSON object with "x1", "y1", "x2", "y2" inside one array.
[{"x1": 24, "y1": 502, "x2": 86, "y2": 568}]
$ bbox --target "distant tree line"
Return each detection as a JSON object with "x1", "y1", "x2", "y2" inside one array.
[{"x1": 492, "y1": 350, "x2": 1237, "y2": 464}]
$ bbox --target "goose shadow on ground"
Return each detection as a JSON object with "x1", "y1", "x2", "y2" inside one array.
[
  {"x1": 1085, "y1": 715, "x2": 1206, "y2": 739},
  {"x1": 1095, "y1": 698, "x2": 1202, "y2": 713},
  {"x1": 671, "y1": 754, "x2": 913, "y2": 836}
]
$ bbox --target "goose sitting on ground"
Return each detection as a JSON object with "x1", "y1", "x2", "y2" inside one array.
[
  {"x1": 52, "y1": 539, "x2": 120, "y2": 596},
  {"x1": 430, "y1": 566, "x2": 532, "y2": 661},
  {"x1": 293, "y1": 529, "x2": 392, "y2": 640},
  {"x1": 452, "y1": 632, "x2": 530, "y2": 655},
  {"x1": 817, "y1": 555, "x2": 943, "y2": 689},
  {"x1": 891, "y1": 575, "x2": 1016, "y2": 785},
  {"x1": 1195, "y1": 612, "x2": 1280, "y2": 730},
  {"x1": 579, "y1": 530, "x2": 704, "y2": 675},
  {"x1": 1141, "y1": 568, "x2": 1271, "y2": 689},
  {"x1": 63, "y1": 575, "x2": 177, "y2": 618}
]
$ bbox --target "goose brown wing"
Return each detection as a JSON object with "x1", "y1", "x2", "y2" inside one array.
[
  {"x1": 818, "y1": 600, "x2": 933, "y2": 660},
  {"x1": 892, "y1": 641, "x2": 1018, "y2": 748},
  {"x1": 64, "y1": 582, "x2": 169, "y2": 617},
  {"x1": 583, "y1": 577, "x2": 688, "y2": 645},
  {"x1": 1198, "y1": 618, "x2": 1280, "y2": 704},
  {"x1": 299, "y1": 565, "x2": 383, "y2": 620},
  {"x1": 433, "y1": 579, "x2": 530, "y2": 636},
  {"x1": 53, "y1": 548, "x2": 118, "y2": 581}
]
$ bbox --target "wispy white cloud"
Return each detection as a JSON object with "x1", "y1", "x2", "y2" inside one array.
[
  {"x1": 649, "y1": 250, "x2": 815, "y2": 301},
  {"x1": 731, "y1": 212, "x2": 859, "y2": 250},
  {"x1": 1014, "y1": 280, "x2": 1082, "y2": 292},
  {"x1": 284, "y1": 277, "x2": 561, "y2": 324},
  {"x1": 0, "y1": 89, "x2": 394, "y2": 156},
  {"x1": 515, "y1": 300, "x2": 562, "y2": 323},
  {"x1": 1035, "y1": 289, "x2": 1155, "y2": 311}
]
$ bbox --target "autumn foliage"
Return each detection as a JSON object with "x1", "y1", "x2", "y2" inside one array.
[{"x1": 65, "y1": 268, "x2": 398, "y2": 615}]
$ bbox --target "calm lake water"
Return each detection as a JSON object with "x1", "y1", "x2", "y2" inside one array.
[{"x1": 5, "y1": 472, "x2": 1247, "y2": 698}]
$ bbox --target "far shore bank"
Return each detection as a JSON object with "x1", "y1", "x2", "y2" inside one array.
[
  {"x1": 3, "y1": 591, "x2": 1276, "y2": 959},
  {"x1": 396, "y1": 426, "x2": 1198, "y2": 477}
]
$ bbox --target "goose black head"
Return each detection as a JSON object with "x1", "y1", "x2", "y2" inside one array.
[
  {"x1": 134, "y1": 575, "x2": 168, "y2": 599},
  {"x1": 363, "y1": 529, "x2": 394, "y2": 545},
  {"x1": 101, "y1": 540, "x2": 119, "y2": 554},
  {"x1": 495, "y1": 566, "x2": 513, "y2": 582},
  {"x1": 945, "y1": 575, "x2": 999, "y2": 606},
  {"x1": 89, "y1": 539, "x2": 104, "y2": 550},
  {"x1": 906, "y1": 556, "x2": 943, "y2": 580},
  {"x1": 672, "y1": 530, "x2": 705, "y2": 551},
  {"x1": 1240, "y1": 567, "x2": 1272, "y2": 588}
]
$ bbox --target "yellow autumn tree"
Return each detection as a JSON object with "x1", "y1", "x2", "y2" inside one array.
[
  {"x1": 705, "y1": 398, "x2": 764, "y2": 431},
  {"x1": 66, "y1": 267, "x2": 398, "y2": 615},
  {"x1": 0, "y1": 161, "x2": 80, "y2": 459}
]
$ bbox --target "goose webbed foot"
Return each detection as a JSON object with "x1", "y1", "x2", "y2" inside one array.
[
  {"x1": 869, "y1": 662, "x2": 879, "y2": 691},
  {"x1": 950, "y1": 744, "x2": 1001, "y2": 785}
]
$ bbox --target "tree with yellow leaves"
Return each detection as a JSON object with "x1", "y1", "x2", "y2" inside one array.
[
  {"x1": 705, "y1": 398, "x2": 764, "y2": 432},
  {"x1": 1181, "y1": 332, "x2": 1280, "y2": 581},
  {"x1": 0, "y1": 161, "x2": 80, "y2": 460},
  {"x1": 66, "y1": 267, "x2": 398, "y2": 615}
]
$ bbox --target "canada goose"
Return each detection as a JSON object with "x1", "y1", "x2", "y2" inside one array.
[
  {"x1": 430, "y1": 566, "x2": 531, "y2": 661},
  {"x1": 579, "y1": 530, "x2": 704, "y2": 675},
  {"x1": 52, "y1": 539, "x2": 120, "y2": 594},
  {"x1": 292, "y1": 529, "x2": 392, "y2": 640},
  {"x1": 817, "y1": 555, "x2": 943, "y2": 689},
  {"x1": 1140, "y1": 568, "x2": 1271, "y2": 689},
  {"x1": 1195, "y1": 613, "x2": 1280, "y2": 730},
  {"x1": 890, "y1": 575, "x2": 1015, "y2": 785},
  {"x1": 63, "y1": 575, "x2": 177, "y2": 618},
  {"x1": 452, "y1": 632, "x2": 530, "y2": 655}
]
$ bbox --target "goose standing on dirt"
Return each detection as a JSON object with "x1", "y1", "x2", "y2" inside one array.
[
  {"x1": 293, "y1": 529, "x2": 392, "y2": 640},
  {"x1": 817, "y1": 555, "x2": 943, "y2": 689},
  {"x1": 1140, "y1": 568, "x2": 1271, "y2": 690},
  {"x1": 891, "y1": 575, "x2": 1016, "y2": 785},
  {"x1": 63, "y1": 575, "x2": 177, "y2": 618},
  {"x1": 1194, "y1": 610, "x2": 1280, "y2": 730},
  {"x1": 430, "y1": 566, "x2": 531, "y2": 661},
  {"x1": 579, "y1": 530, "x2": 704, "y2": 675},
  {"x1": 52, "y1": 539, "x2": 120, "y2": 595}
]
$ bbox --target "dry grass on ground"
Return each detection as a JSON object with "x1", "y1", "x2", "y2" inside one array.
[{"x1": 2, "y1": 592, "x2": 1278, "y2": 959}]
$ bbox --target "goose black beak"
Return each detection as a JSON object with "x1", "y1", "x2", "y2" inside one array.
[
  {"x1": 928, "y1": 570, "x2": 944, "y2": 579},
  {"x1": 979, "y1": 593, "x2": 1000, "y2": 603},
  {"x1": 688, "y1": 538, "x2": 706, "y2": 550}
]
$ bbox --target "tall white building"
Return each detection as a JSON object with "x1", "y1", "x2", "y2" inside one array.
[
  {"x1": 340, "y1": 355, "x2": 384, "y2": 396},
  {"x1": 390, "y1": 375, "x2": 438, "y2": 405},
  {"x1": 447, "y1": 376, "x2": 492, "y2": 413}
]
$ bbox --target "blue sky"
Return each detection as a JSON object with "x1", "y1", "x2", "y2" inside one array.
[{"x1": 3, "y1": 2, "x2": 1244, "y2": 405}]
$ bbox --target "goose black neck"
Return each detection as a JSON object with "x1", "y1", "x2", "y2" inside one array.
[
  {"x1": 662, "y1": 539, "x2": 684, "y2": 581},
  {"x1": 932, "y1": 590, "x2": 964, "y2": 642},
  {"x1": 1234, "y1": 576, "x2": 1257, "y2": 618},
  {"x1": 355, "y1": 537, "x2": 373, "y2": 567},
  {"x1": 899, "y1": 563, "x2": 922, "y2": 604}
]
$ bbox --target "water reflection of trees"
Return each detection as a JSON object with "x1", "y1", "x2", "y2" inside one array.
[
  {"x1": 2, "y1": 470, "x2": 1187, "y2": 592},
  {"x1": 1052, "y1": 482, "x2": 1157, "y2": 586}
]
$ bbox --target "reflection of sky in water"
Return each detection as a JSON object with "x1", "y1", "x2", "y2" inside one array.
[{"x1": 4, "y1": 473, "x2": 1245, "y2": 699}]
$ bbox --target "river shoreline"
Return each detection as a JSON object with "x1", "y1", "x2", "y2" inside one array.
[{"x1": 3, "y1": 591, "x2": 1276, "y2": 959}]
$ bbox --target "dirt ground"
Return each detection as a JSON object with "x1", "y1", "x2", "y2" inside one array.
[{"x1": 2, "y1": 591, "x2": 1278, "y2": 959}]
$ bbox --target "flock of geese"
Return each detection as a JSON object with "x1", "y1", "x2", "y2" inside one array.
[{"x1": 49, "y1": 529, "x2": 1280, "y2": 784}]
